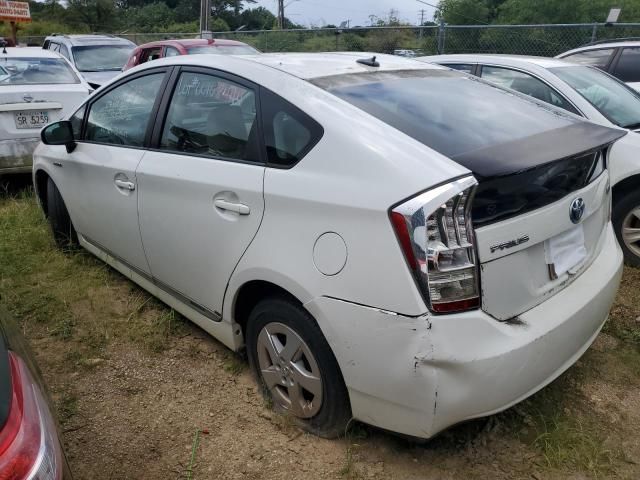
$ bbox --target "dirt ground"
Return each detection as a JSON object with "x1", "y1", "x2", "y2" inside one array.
[{"x1": 1, "y1": 175, "x2": 640, "y2": 480}]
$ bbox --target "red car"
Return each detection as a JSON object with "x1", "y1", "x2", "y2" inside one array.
[{"x1": 123, "y1": 38, "x2": 260, "y2": 71}]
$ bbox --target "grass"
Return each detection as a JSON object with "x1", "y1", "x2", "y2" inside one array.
[
  {"x1": 57, "y1": 390, "x2": 79, "y2": 426},
  {"x1": 222, "y1": 352, "x2": 246, "y2": 376},
  {"x1": 0, "y1": 186, "x2": 185, "y2": 371}
]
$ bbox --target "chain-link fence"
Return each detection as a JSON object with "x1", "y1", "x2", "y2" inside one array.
[{"x1": 19, "y1": 23, "x2": 640, "y2": 57}]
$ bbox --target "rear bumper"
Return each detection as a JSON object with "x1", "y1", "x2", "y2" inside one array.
[
  {"x1": 0, "y1": 137, "x2": 39, "y2": 173},
  {"x1": 305, "y1": 224, "x2": 623, "y2": 439}
]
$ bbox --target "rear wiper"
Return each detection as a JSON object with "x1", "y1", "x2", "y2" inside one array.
[{"x1": 622, "y1": 122, "x2": 640, "y2": 130}]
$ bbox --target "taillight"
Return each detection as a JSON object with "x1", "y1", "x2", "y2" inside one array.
[
  {"x1": 0, "y1": 352, "x2": 63, "y2": 480},
  {"x1": 391, "y1": 176, "x2": 480, "y2": 314}
]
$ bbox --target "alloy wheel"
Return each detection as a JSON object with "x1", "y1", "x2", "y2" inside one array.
[
  {"x1": 622, "y1": 207, "x2": 640, "y2": 259},
  {"x1": 256, "y1": 322, "x2": 323, "y2": 418}
]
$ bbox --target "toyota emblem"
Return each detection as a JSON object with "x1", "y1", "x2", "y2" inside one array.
[{"x1": 570, "y1": 197, "x2": 586, "y2": 224}]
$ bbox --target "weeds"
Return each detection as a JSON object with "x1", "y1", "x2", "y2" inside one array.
[
  {"x1": 223, "y1": 352, "x2": 246, "y2": 376},
  {"x1": 57, "y1": 390, "x2": 78, "y2": 425},
  {"x1": 533, "y1": 415, "x2": 614, "y2": 477}
]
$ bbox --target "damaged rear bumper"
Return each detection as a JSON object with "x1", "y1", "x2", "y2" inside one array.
[
  {"x1": 0, "y1": 138, "x2": 39, "y2": 174},
  {"x1": 304, "y1": 224, "x2": 622, "y2": 439}
]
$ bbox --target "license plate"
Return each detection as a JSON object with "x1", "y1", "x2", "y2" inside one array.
[
  {"x1": 544, "y1": 224, "x2": 587, "y2": 279},
  {"x1": 14, "y1": 111, "x2": 50, "y2": 129}
]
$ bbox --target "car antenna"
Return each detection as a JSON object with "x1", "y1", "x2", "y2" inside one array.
[{"x1": 357, "y1": 56, "x2": 379, "y2": 67}]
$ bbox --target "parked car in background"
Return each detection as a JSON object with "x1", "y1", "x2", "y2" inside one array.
[
  {"x1": 0, "y1": 48, "x2": 90, "y2": 175},
  {"x1": 34, "y1": 53, "x2": 624, "y2": 440},
  {"x1": 556, "y1": 39, "x2": 640, "y2": 92},
  {"x1": 0, "y1": 306, "x2": 71, "y2": 478},
  {"x1": 421, "y1": 54, "x2": 640, "y2": 267},
  {"x1": 393, "y1": 49, "x2": 416, "y2": 57},
  {"x1": 123, "y1": 38, "x2": 259, "y2": 71},
  {"x1": 43, "y1": 34, "x2": 136, "y2": 88}
]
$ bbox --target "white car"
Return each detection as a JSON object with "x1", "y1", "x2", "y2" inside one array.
[
  {"x1": 420, "y1": 54, "x2": 640, "y2": 267},
  {"x1": 556, "y1": 40, "x2": 640, "y2": 92},
  {"x1": 33, "y1": 53, "x2": 624, "y2": 440},
  {"x1": 0, "y1": 47, "x2": 91, "y2": 175}
]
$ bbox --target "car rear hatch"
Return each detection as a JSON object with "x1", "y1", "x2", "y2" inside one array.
[
  {"x1": 457, "y1": 123, "x2": 622, "y2": 320},
  {"x1": 313, "y1": 68, "x2": 626, "y2": 318},
  {"x1": 0, "y1": 84, "x2": 85, "y2": 141}
]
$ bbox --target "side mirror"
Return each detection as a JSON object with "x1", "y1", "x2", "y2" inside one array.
[{"x1": 41, "y1": 120, "x2": 76, "y2": 153}]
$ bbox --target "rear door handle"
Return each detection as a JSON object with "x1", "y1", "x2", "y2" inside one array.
[
  {"x1": 214, "y1": 199, "x2": 250, "y2": 215},
  {"x1": 114, "y1": 179, "x2": 136, "y2": 191}
]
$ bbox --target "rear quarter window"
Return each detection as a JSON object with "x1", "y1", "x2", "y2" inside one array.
[{"x1": 259, "y1": 87, "x2": 323, "y2": 168}]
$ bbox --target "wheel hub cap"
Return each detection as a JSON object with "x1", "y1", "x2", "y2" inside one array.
[
  {"x1": 256, "y1": 322, "x2": 323, "y2": 418},
  {"x1": 622, "y1": 207, "x2": 640, "y2": 258}
]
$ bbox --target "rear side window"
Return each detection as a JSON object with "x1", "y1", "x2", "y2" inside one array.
[
  {"x1": 480, "y1": 66, "x2": 578, "y2": 114},
  {"x1": 445, "y1": 63, "x2": 474, "y2": 74},
  {"x1": 159, "y1": 72, "x2": 260, "y2": 163},
  {"x1": 260, "y1": 87, "x2": 323, "y2": 167},
  {"x1": 613, "y1": 47, "x2": 640, "y2": 82},
  {"x1": 85, "y1": 73, "x2": 164, "y2": 147},
  {"x1": 562, "y1": 48, "x2": 615, "y2": 69}
]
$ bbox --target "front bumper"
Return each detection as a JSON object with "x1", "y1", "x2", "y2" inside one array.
[
  {"x1": 0, "y1": 137, "x2": 39, "y2": 174},
  {"x1": 305, "y1": 224, "x2": 623, "y2": 439}
]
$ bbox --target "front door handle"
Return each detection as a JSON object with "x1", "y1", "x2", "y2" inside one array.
[
  {"x1": 214, "y1": 199, "x2": 250, "y2": 215},
  {"x1": 114, "y1": 179, "x2": 136, "y2": 191}
]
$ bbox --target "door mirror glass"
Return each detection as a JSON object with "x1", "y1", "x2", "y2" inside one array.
[{"x1": 41, "y1": 120, "x2": 76, "y2": 153}]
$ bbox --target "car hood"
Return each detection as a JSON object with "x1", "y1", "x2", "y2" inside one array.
[{"x1": 80, "y1": 70, "x2": 121, "y2": 87}]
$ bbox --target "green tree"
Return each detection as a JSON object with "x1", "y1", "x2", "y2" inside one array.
[
  {"x1": 435, "y1": 0, "x2": 490, "y2": 24},
  {"x1": 237, "y1": 7, "x2": 277, "y2": 30},
  {"x1": 65, "y1": 0, "x2": 120, "y2": 31}
]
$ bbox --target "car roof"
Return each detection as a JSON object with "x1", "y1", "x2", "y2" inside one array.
[
  {"x1": 0, "y1": 47, "x2": 65, "y2": 58},
  {"x1": 45, "y1": 34, "x2": 135, "y2": 47},
  {"x1": 228, "y1": 52, "x2": 442, "y2": 80},
  {"x1": 420, "y1": 53, "x2": 577, "y2": 69},
  {"x1": 136, "y1": 38, "x2": 251, "y2": 49},
  {"x1": 560, "y1": 40, "x2": 640, "y2": 56}
]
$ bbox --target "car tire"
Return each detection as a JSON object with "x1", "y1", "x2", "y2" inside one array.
[
  {"x1": 46, "y1": 177, "x2": 78, "y2": 250},
  {"x1": 246, "y1": 297, "x2": 351, "y2": 438},
  {"x1": 613, "y1": 190, "x2": 640, "y2": 267}
]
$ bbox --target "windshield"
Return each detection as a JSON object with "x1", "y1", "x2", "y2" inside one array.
[
  {"x1": 550, "y1": 65, "x2": 640, "y2": 129},
  {"x1": 0, "y1": 57, "x2": 79, "y2": 85},
  {"x1": 313, "y1": 70, "x2": 578, "y2": 159},
  {"x1": 187, "y1": 45, "x2": 259, "y2": 55},
  {"x1": 71, "y1": 45, "x2": 133, "y2": 72}
]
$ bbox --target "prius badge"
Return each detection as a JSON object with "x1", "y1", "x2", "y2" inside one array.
[{"x1": 570, "y1": 197, "x2": 586, "y2": 224}]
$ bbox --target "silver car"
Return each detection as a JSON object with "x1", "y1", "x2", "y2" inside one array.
[{"x1": 43, "y1": 34, "x2": 136, "y2": 88}]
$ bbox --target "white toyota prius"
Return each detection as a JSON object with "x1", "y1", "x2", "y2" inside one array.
[
  {"x1": 0, "y1": 47, "x2": 90, "y2": 175},
  {"x1": 33, "y1": 53, "x2": 625, "y2": 440}
]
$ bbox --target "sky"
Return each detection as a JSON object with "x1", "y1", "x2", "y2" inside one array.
[{"x1": 251, "y1": 0, "x2": 438, "y2": 28}]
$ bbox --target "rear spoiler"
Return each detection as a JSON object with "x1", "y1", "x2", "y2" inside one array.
[{"x1": 452, "y1": 122, "x2": 627, "y2": 179}]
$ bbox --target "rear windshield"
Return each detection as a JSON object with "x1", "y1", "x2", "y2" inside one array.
[
  {"x1": 313, "y1": 69, "x2": 579, "y2": 159},
  {"x1": 187, "y1": 45, "x2": 259, "y2": 55},
  {"x1": 550, "y1": 65, "x2": 640, "y2": 129},
  {"x1": 0, "y1": 57, "x2": 79, "y2": 85},
  {"x1": 72, "y1": 45, "x2": 133, "y2": 72}
]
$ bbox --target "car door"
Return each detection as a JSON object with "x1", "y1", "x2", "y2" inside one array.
[
  {"x1": 136, "y1": 68, "x2": 265, "y2": 319},
  {"x1": 60, "y1": 68, "x2": 170, "y2": 275},
  {"x1": 479, "y1": 65, "x2": 579, "y2": 114}
]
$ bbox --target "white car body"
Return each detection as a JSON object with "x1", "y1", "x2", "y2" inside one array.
[
  {"x1": 32, "y1": 53, "x2": 624, "y2": 439},
  {"x1": 420, "y1": 54, "x2": 640, "y2": 265},
  {"x1": 556, "y1": 40, "x2": 640, "y2": 92},
  {"x1": 0, "y1": 48, "x2": 90, "y2": 174}
]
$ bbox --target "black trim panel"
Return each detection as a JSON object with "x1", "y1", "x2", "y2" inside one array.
[{"x1": 452, "y1": 122, "x2": 626, "y2": 179}]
